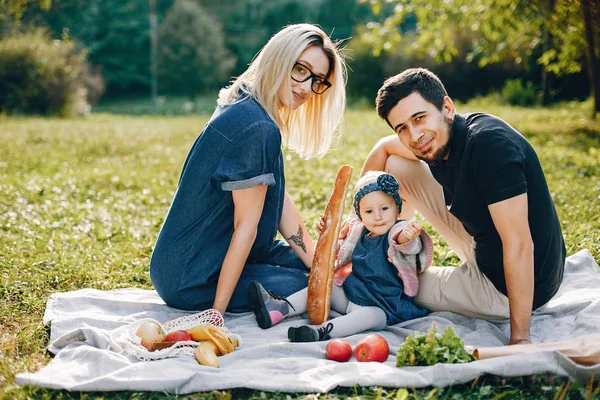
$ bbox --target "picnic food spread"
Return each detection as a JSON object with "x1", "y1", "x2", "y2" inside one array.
[
  {"x1": 134, "y1": 321, "x2": 238, "y2": 368},
  {"x1": 307, "y1": 164, "x2": 353, "y2": 325}
]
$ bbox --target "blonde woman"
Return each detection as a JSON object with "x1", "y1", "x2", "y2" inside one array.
[{"x1": 150, "y1": 24, "x2": 347, "y2": 315}]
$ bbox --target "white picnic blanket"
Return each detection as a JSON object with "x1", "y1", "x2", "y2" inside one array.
[{"x1": 16, "y1": 249, "x2": 600, "y2": 393}]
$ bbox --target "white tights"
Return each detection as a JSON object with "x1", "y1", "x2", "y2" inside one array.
[{"x1": 286, "y1": 285, "x2": 387, "y2": 338}]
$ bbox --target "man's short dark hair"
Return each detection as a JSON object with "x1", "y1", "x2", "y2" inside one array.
[{"x1": 376, "y1": 68, "x2": 448, "y2": 124}]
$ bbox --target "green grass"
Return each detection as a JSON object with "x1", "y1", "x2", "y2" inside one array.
[
  {"x1": 93, "y1": 95, "x2": 220, "y2": 116},
  {"x1": 1, "y1": 99, "x2": 599, "y2": 399}
]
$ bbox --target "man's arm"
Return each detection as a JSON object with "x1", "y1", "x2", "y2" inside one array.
[
  {"x1": 360, "y1": 134, "x2": 417, "y2": 176},
  {"x1": 488, "y1": 193, "x2": 534, "y2": 345}
]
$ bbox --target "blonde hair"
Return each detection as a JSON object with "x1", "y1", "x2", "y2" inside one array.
[{"x1": 217, "y1": 23, "x2": 347, "y2": 160}]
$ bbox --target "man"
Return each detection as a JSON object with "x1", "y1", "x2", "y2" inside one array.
[{"x1": 362, "y1": 68, "x2": 565, "y2": 344}]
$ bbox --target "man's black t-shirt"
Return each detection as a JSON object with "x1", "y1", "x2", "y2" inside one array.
[{"x1": 429, "y1": 113, "x2": 565, "y2": 309}]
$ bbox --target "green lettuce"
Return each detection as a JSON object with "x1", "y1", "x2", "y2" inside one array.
[{"x1": 396, "y1": 323, "x2": 475, "y2": 367}]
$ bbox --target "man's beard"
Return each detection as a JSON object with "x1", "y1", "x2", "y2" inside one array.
[{"x1": 416, "y1": 116, "x2": 454, "y2": 166}]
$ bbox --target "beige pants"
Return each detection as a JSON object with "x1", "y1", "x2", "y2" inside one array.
[{"x1": 386, "y1": 155, "x2": 510, "y2": 320}]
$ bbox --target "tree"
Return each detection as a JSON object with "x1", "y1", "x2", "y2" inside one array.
[
  {"x1": 157, "y1": 0, "x2": 235, "y2": 100},
  {"x1": 359, "y1": 0, "x2": 600, "y2": 117},
  {"x1": 0, "y1": 0, "x2": 51, "y2": 36},
  {"x1": 0, "y1": 0, "x2": 51, "y2": 21},
  {"x1": 19, "y1": 0, "x2": 158, "y2": 94}
]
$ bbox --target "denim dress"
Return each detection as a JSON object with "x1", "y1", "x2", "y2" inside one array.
[
  {"x1": 150, "y1": 96, "x2": 309, "y2": 312},
  {"x1": 343, "y1": 228, "x2": 429, "y2": 325}
]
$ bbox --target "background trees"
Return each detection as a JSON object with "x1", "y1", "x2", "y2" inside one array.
[
  {"x1": 157, "y1": 0, "x2": 235, "y2": 99},
  {"x1": 0, "y1": 0, "x2": 596, "y2": 116},
  {"x1": 359, "y1": 0, "x2": 599, "y2": 116}
]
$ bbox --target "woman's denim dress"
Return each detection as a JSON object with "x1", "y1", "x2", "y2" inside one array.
[{"x1": 150, "y1": 96, "x2": 309, "y2": 311}]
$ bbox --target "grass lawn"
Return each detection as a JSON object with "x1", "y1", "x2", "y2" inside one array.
[{"x1": 1, "y1": 98, "x2": 599, "y2": 399}]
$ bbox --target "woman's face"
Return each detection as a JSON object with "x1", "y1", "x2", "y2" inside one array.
[{"x1": 278, "y1": 45, "x2": 330, "y2": 110}]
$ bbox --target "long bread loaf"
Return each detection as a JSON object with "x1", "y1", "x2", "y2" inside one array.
[{"x1": 307, "y1": 164, "x2": 353, "y2": 325}]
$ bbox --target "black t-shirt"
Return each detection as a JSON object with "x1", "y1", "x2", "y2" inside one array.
[{"x1": 430, "y1": 113, "x2": 565, "y2": 309}]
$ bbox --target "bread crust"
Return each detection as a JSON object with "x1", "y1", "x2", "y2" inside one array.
[{"x1": 307, "y1": 164, "x2": 353, "y2": 325}]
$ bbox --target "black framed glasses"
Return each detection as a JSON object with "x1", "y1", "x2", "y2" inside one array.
[{"x1": 290, "y1": 62, "x2": 332, "y2": 94}]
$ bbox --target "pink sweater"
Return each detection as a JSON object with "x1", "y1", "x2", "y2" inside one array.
[{"x1": 333, "y1": 218, "x2": 434, "y2": 297}]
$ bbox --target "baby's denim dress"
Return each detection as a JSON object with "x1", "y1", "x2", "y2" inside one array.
[
  {"x1": 343, "y1": 228, "x2": 429, "y2": 325},
  {"x1": 150, "y1": 96, "x2": 308, "y2": 311}
]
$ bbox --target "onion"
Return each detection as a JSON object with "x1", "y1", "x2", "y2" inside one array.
[{"x1": 135, "y1": 321, "x2": 166, "y2": 350}]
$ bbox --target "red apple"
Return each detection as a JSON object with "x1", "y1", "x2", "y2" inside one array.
[
  {"x1": 164, "y1": 330, "x2": 193, "y2": 342},
  {"x1": 135, "y1": 321, "x2": 166, "y2": 350},
  {"x1": 353, "y1": 334, "x2": 390, "y2": 363},
  {"x1": 325, "y1": 339, "x2": 352, "y2": 362}
]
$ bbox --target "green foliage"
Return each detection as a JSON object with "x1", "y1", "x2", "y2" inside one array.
[
  {"x1": 359, "y1": 0, "x2": 586, "y2": 73},
  {"x1": 537, "y1": 0, "x2": 588, "y2": 76},
  {"x1": 358, "y1": 0, "x2": 596, "y2": 108},
  {"x1": 0, "y1": 0, "x2": 51, "y2": 21},
  {"x1": 345, "y1": 28, "x2": 388, "y2": 102},
  {"x1": 396, "y1": 323, "x2": 475, "y2": 366},
  {"x1": 157, "y1": 0, "x2": 235, "y2": 96},
  {"x1": 501, "y1": 79, "x2": 539, "y2": 106},
  {"x1": 0, "y1": 29, "x2": 90, "y2": 116}
]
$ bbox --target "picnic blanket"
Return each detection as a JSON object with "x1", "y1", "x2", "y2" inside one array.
[{"x1": 16, "y1": 249, "x2": 600, "y2": 393}]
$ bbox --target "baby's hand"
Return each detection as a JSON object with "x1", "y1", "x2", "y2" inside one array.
[
  {"x1": 397, "y1": 220, "x2": 422, "y2": 244},
  {"x1": 316, "y1": 214, "x2": 326, "y2": 235}
]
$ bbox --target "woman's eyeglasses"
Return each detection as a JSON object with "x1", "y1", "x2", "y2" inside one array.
[{"x1": 290, "y1": 62, "x2": 332, "y2": 94}]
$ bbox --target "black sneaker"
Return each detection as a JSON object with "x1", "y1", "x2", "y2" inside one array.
[
  {"x1": 288, "y1": 322, "x2": 334, "y2": 342},
  {"x1": 248, "y1": 281, "x2": 294, "y2": 329}
]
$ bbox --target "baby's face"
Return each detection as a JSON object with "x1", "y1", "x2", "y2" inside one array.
[{"x1": 358, "y1": 191, "x2": 399, "y2": 237}]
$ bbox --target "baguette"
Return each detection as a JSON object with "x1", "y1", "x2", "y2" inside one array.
[{"x1": 307, "y1": 164, "x2": 353, "y2": 325}]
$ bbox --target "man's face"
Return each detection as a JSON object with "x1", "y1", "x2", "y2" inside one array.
[{"x1": 387, "y1": 92, "x2": 455, "y2": 165}]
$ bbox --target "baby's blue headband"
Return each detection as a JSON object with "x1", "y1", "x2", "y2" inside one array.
[{"x1": 353, "y1": 173, "x2": 403, "y2": 220}]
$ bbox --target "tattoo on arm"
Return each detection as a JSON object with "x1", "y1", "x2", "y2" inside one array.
[{"x1": 287, "y1": 225, "x2": 307, "y2": 253}]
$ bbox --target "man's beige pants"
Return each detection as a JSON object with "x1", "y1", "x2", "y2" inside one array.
[{"x1": 387, "y1": 155, "x2": 510, "y2": 320}]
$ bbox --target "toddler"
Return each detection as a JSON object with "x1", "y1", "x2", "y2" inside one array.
[{"x1": 248, "y1": 171, "x2": 433, "y2": 341}]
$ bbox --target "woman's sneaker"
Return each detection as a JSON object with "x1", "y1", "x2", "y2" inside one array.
[
  {"x1": 288, "y1": 322, "x2": 334, "y2": 342},
  {"x1": 248, "y1": 281, "x2": 295, "y2": 329}
]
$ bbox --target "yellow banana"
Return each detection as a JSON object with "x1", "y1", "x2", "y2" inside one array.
[
  {"x1": 187, "y1": 324, "x2": 221, "y2": 341},
  {"x1": 194, "y1": 341, "x2": 219, "y2": 368},
  {"x1": 193, "y1": 339, "x2": 239, "y2": 368},
  {"x1": 187, "y1": 325, "x2": 235, "y2": 355}
]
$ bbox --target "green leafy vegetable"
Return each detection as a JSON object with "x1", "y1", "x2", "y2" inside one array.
[{"x1": 396, "y1": 323, "x2": 475, "y2": 367}]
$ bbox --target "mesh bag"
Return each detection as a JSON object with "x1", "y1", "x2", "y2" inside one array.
[{"x1": 108, "y1": 309, "x2": 242, "y2": 361}]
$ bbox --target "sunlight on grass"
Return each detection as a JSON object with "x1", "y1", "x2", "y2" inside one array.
[{"x1": 1, "y1": 101, "x2": 599, "y2": 399}]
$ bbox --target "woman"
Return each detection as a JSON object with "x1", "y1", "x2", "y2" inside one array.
[{"x1": 150, "y1": 24, "x2": 347, "y2": 315}]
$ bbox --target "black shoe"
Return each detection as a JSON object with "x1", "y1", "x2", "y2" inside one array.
[
  {"x1": 248, "y1": 281, "x2": 294, "y2": 329},
  {"x1": 288, "y1": 322, "x2": 334, "y2": 342}
]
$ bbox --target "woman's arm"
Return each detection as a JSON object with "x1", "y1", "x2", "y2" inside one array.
[
  {"x1": 212, "y1": 185, "x2": 268, "y2": 315},
  {"x1": 279, "y1": 191, "x2": 315, "y2": 269}
]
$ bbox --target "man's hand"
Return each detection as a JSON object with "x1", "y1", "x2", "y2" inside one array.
[
  {"x1": 316, "y1": 214, "x2": 326, "y2": 235},
  {"x1": 509, "y1": 337, "x2": 531, "y2": 345},
  {"x1": 397, "y1": 220, "x2": 422, "y2": 244}
]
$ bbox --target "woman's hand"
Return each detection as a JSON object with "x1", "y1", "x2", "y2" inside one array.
[{"x1": 397, "y1": 220, "x2": 422, "y2": 244}]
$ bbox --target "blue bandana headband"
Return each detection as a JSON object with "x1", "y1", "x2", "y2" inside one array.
[{"x1": 353, "y1": 173, "x2": 403, "y2": 220}]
